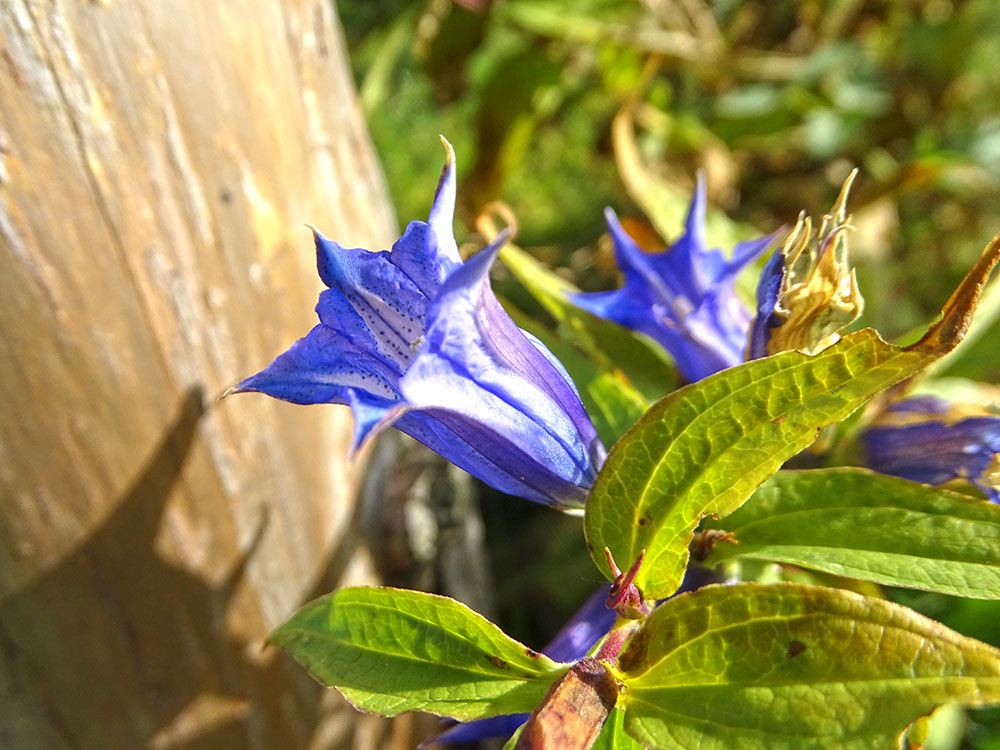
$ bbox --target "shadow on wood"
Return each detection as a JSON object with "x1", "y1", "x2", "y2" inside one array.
[{"x1": 0, "y1": 388, "x2": 331, "y2": 748}]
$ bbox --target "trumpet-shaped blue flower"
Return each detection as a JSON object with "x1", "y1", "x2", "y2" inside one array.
[
  {"x1": 230, "y1": 140, "x2": 605, "y2": 508},
  {"x1": 571, "y1": 174, "x2": 776, "y2": 383},
  {"x1": 863, "y1": 396, "x2": 1000, "y2": 503}
]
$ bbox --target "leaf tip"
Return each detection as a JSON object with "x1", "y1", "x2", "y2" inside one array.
[{"x1": 909, "y1": 230, "x2": 1000, "y2": 356}]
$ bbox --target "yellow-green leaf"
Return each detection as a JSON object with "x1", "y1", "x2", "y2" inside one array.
[
  {"x1": 592, "y1": 708, "x2": 644, "y2": 750},
  {"x1": 271, "y1": 587, "x2": 566, "y2": 720},
  {"x1": 702, "y1": 468, "x2": 1000, "y2": 599},
  {"x1": 619, "y1": 583, "x2": 1000, "y2": 750},
  {"x1": 585, "y1": 232, "x2": 1000, "y2": 599}
]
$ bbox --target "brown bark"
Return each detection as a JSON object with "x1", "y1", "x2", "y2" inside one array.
[
  {"x1": 513, "y1": 658, "x2": 619, "y2": 750},
  {"x1": 0, "y1": 1, "x2": 403, "y2": 747}
]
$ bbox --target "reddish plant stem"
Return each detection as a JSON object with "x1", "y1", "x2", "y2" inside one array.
[
  {"x1": 512, "y1": 657, "x2": 619, "y2": 750},
  {"x1": 514, "y1": 550, "x2": 653, "y2": 749}
]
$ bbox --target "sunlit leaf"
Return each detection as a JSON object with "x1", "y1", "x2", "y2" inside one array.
[
  {"x1": 585, "y1": 232, "x2": 1000, "y2": 598},
  {"x1": 586, "y1": 328, "x2": 925, "y2": 599},
  {"x1": 620, "y1": 583, "x2": 1000, "y2": 750},
  {"x1": 701, "y1": 468, "x2": 1000, "y2": 599},
  {"x1": 592, "y1": 708, "x2": 644, "y2": 750},
  {"x1": 271, "y1": 587, "x2": 566, "y2": 720}
]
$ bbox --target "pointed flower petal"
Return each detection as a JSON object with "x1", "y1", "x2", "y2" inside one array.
[
  {"x1": 313, "y1": 233, "x2": 427, "y2": 372},
  {"x1": 400, "y1": 234, "x2": 604, "y2": 507},
  {"x1": 390, "y1": 140, "x2": 462, "y2": 296},
  {"x1": 426, "y1": 136, "x2": 463, "y2": 268},
  {"x1": 571, "y1": 176, "x2": 776, "y2": 383},
  {"x1": 746, "y1": 247, "x2": 788, "y2": 360}
]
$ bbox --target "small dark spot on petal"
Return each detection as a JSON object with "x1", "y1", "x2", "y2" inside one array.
[{"x1": 786, "y1": 640, "x2": 806, "y2": 658}]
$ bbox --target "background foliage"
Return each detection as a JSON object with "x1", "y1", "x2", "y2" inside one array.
[{"x1": 338, "y1": 2, "x2": 1000, "y2": 747}]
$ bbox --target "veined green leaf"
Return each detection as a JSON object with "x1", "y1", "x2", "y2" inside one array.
[
  {"x1": 619, "y1": 583, "x2": 1000, "y2": 750},
  {"x1": 701, "y1": 468, "x2": 1000, "y2": 599},
  {"x1": 592, "y1": 708, "x2": 644, "y2": 750},
  {"x1": 585, "y1": 232, "x2": 1000, "y2": 599},
  {"x1": 586, "y1": 328, "x2": 928, "y2": 599},
  {"x1": 271, "y1": 587, "x2": 566, "y2": 720}
]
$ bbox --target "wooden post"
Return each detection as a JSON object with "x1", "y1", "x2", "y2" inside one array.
[{"x1": 0, "y1": 1, "x2": 402, "y2": 747}]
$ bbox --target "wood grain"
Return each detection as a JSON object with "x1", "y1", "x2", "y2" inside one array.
[{"x1": 0, "y1": 1, "x2": 401, "y2": 747}]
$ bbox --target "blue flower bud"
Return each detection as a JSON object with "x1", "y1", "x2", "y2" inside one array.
[{"x1": 863, "y1": 396, "x2": 1000, "y2": 503}]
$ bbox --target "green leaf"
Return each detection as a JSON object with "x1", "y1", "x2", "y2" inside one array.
[
  {"x1": 500, "y1": 242, "x2": 677, "y2": 404},
  {"x1": 700, "y1": 468, "x2": 1000, "y2": 599},
  {"x1": 271, "y1": 587, "x2": 566, "y2": 720},
  {"x1": 619, "y1": 583, "x2": 1000, "y2": 750},
  {"x1": 583, "y1": 371, "x2": 650, "y2": 446},
  {"x1": 502, "y1": 725, "x2": 524, "y2": 750},
  {"x1": 500, "y1": 1, "x2": 694, "y2": 59},
  {"x1": 586, "y1": 328, "x2": 933, "y2": 599},
  {"x1": 592, "y1": 708, "x2": 644, "y2": 750},
  {"x1": 585, "y1": 228, "x2": 1000, "y2": 599}
]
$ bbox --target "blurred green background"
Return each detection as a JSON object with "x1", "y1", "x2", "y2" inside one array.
[
  {"x1": 342, "y1": 0, "x2": 1000, "y2": 342},
  {"x1": 338, "y1": 2, "x2": 1000, "y2": 747}
]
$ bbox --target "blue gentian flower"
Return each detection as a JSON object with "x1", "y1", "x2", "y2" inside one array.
[
  {"x1": 570, "y1": 174, "x2": 776, "y2": 383},
  {"x1": 863, "y1": 396, "x2": 1000, "y2": 503},
  {"x1": 230, "y1": 140, "x2": 605, "y2": 508}
]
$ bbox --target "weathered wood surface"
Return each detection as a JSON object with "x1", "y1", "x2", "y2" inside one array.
[{"x1": 0, "y1": 1, "x2": 406, "y2": 747}]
